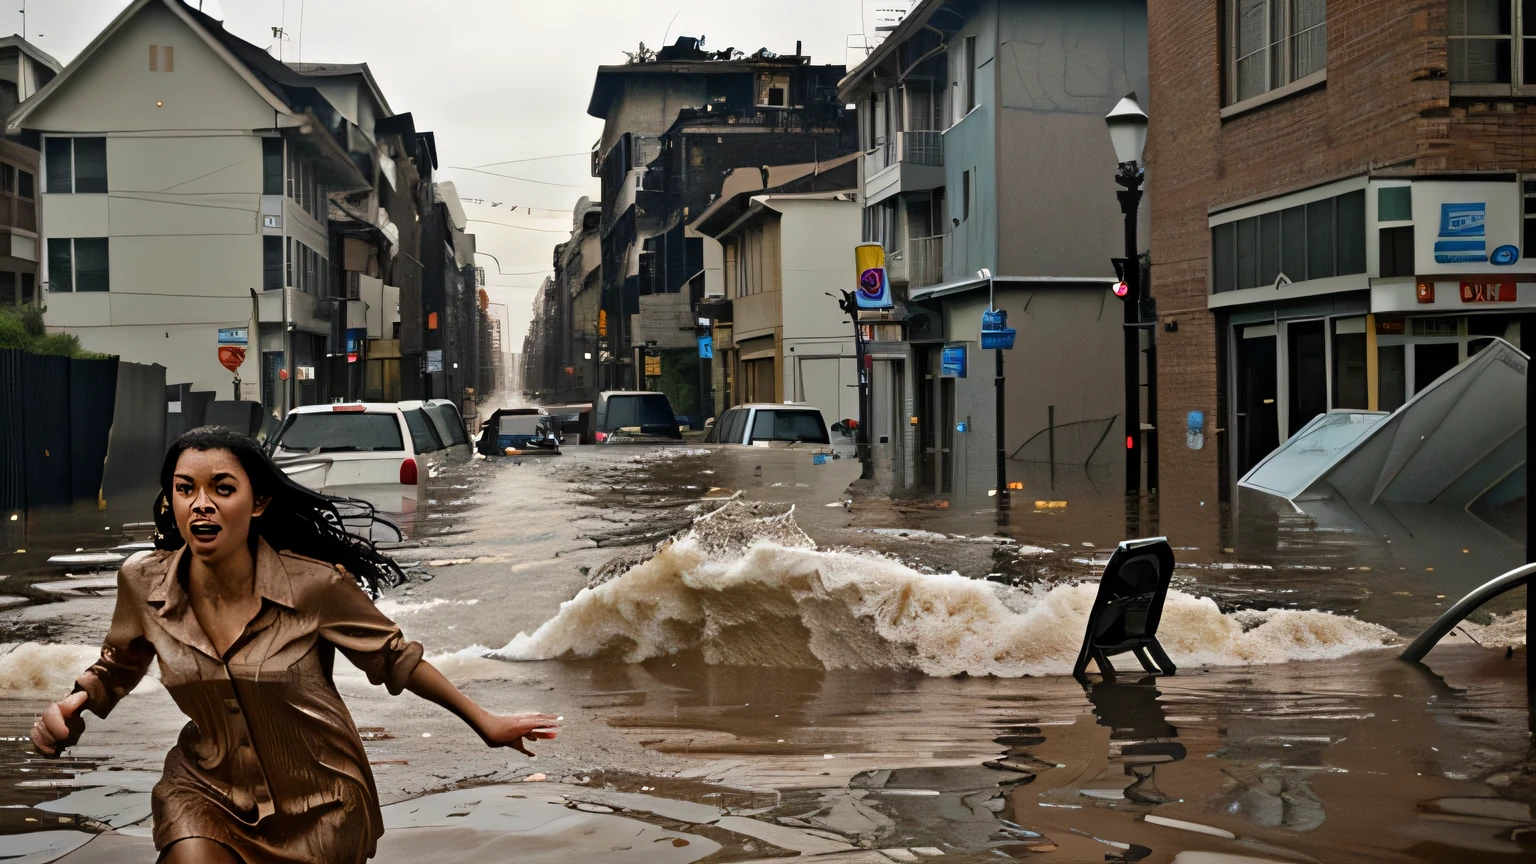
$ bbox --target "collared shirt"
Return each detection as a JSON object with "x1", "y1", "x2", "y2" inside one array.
[{"x1": 75, "y1": 539, "x2": 423, "y2": 852}]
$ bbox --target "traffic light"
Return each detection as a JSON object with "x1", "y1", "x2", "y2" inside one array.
[{"x1": 1110, "y1": 257, "x2": 1131, "y2": 298}]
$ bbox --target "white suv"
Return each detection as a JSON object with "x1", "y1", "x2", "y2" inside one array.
[
  {"x1": 269, "y1": 401, "x2": 471, "y2": 494},
  {"x1": 704, "y1": 404, "x2": 852, "y2": 454}
]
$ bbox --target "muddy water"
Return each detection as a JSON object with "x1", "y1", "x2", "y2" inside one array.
[{"x1": 1, "y1": 443, "x2": 1531, "y2": 863}]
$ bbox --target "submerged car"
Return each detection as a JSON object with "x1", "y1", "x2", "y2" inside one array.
[
  {"x1": 269, "y1": 401, "x2": 472, "y2": 491},
  {"x1": 704, "y1": 403, "x2": 839, "y2": 449},
  {"x1": 590, "y1": 391, "x2": 682, "y2": 444},
  {"x1": 478, "y1": 407, "x2": 561, "y2": 455}
]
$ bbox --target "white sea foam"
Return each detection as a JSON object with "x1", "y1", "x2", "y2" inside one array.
[
  {"x1": 0, "y1": 643, "x2": 163, "y2": 694},
  {"x1": 493, "y1": 505, "x2": 1397, "y2": 676},
  {"x1": 374, "y1": 597, "x2": 481, "y2": 617}
]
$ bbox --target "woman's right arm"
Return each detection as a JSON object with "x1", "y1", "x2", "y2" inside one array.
[{"x1": 32, "y1": 566, "x2": 156, "y2": 756}]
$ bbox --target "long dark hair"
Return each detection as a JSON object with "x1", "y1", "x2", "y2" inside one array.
[{"x1": 153, "y1": 426, "x2": 405, "y2": 597}]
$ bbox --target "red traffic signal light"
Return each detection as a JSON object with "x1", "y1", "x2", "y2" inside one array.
[{"x1": 1113, "y1": 281, "x2": 1130, "y2": 298}]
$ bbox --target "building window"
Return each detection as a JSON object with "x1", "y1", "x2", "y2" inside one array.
[
  {"x1": 1449, "y1": 0, "x2": 1536, "y2": 88},
  {"x1": 962, "y1": 170, "x2": 971, "y2": 222},
  {"x1": 965, "y1": 36, "x2": 978, "y2": 112},
  {"x1": 1380, "y1": 226, "x2": 1415, "y2": 277},
  {"x1": 21, "y1": 272, "x2": 33, "y2": 304},
  {"x1": 263, "y1": 138, "x2": 283, "y2": 196},
  {"x1": 1524, "y1": 179, "x2": 1536, "y2": 256},
  {"x1": 48, "y1": 237, "x2": 110, "y2": 292},
  {"x1": 1211, "y1": 189, "x2": 1364, "y2": 292},
  {"x1": 1224, "y1": 0, "x2": 1328, "y2": 106},
  {"x1": 263, "y1": 236, "x2": 283, "y2": 291},
  {"x1": 0, "y1": 272, "x2": 13, "y2": 306},
  {"x1": 44, "y1": 137, "x2": 108, "y2": 194},
  {"x1": 286, "y1": 237, "x2": 294, "y2": 288},
  {"x1": 149, "y1": 44, "x2": 174, "y2": 72}
]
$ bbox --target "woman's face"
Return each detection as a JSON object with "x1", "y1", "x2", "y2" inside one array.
[{"x1": 171, "y1": 448, "x2": 269, "y2": 565}]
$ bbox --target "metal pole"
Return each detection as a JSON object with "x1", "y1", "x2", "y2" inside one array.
[
  {"x1": 1146, "y1": 322, "x2": 1159, "y2": 493},
  {"x1": 1523, "y1": 315, "x2": 1535, "y2": 735},
  {"x1": 1118, "y1": 169, "x2": 1144, "y2": 496},
  {"x1": 1048, "y1": 404, "x2": 1055, "y2": 490},
  {"x1": 995, "y1": 344, "x2": 1007, "y2": 514},
  {"x1": 856, "y1": 313, "x2": 871, "y2": 479}
]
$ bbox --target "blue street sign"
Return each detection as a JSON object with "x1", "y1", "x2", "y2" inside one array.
[{"x1": 698, "y1": 334, "x2": 713, "y2": 359}]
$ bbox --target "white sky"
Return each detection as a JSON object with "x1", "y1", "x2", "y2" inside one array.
[{"x1": 26, "y1": 0, "x2": 896, "y2": 346}]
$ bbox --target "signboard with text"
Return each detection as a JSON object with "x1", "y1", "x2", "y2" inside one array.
[
  {"x1": 1413, "y1": 181, "x2": 1533, "y2": 275},
  {"x1": 1460, "y1": 281, "x2": 1517, "y2": 303},
  {"x1": 940, "y1": 343, "x2": 966, "y2": 378}
]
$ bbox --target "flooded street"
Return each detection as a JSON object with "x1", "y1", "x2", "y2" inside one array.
[{"x1": 2, "y1": 445, "x2": 1531, "y2": 863}]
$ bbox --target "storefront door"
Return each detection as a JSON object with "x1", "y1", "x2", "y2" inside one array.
[
  {"x1": 1287, "y1": 320, "x2": 1328, "y2": 436},
  {"x1": 1236, "y1": 327, "x2": 1279, "y2": 477}
]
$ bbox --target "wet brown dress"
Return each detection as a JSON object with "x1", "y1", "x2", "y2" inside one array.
[{"x1": 73, "y1": 540, "x2": 424, "y2": 863}]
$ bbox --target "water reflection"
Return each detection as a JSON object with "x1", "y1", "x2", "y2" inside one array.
[{"x1": 1083, "y1": 676, "x2": 1184, "y2": 806}]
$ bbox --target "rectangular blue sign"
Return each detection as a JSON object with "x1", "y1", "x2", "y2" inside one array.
[
  {"x1": 940, "y1": 343, "x2": 966, "y2": 378},
  {"x1": 698, "y1": 334, "x2": 713, "y2": 359}
]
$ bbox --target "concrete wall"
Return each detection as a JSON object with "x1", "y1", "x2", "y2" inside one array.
[
  {"x1": 939, "y1": 282, "x2": 1124, "y2": 501},
  {"x1": 772, "y1": 198, "x2": 861, "y2": 425},
  {"x1": 944, "y1": 11, "x2": 999, "y2": 280},
  {"x1": 995, "y1": 0, "x2": 1148, "y2": 279},
  {"x1": 597, "y1": 76, "x2": 710, "y2": 158}
]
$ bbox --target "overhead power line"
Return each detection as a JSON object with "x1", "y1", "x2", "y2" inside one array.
[
  {"x1": 467, "y1": 218, "x2": 568, "y2": 234},
  {"x1": 446, "y1": 166, "x2": 583, "y2": 187},
  {"x1": 471, "y1": 151, "x2": 591, "y2": 169}
]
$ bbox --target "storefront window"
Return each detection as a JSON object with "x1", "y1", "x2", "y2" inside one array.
[{"x1": 1211, "y1": 189, "x2": 1365, "y2": 293}]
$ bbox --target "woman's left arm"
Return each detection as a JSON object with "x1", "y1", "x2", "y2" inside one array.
[{"x1": 404, "y1": 660, "x2": 560, "y2": 755}]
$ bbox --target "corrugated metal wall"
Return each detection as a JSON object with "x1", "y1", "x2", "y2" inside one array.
[{"x1": 0, "y1": 349, "x2": 166, "y2": 518}]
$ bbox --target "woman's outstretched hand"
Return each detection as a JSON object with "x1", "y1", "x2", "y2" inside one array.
[
  {"x1": 32, "y1": 691, "x2": 88, "y2": 757},
  {"x1": 475, "y1": 712, "x2": 560, "y2": 756}
]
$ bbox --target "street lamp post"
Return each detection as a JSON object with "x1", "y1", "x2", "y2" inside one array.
[{"x1": 1105, "y1": 93, "x2": 1150, "y2": 498}]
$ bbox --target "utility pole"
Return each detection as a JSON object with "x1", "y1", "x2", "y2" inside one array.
[
  {"x1": 1118, "y1": 174, "x2": 1144, "y2": 498},
  {"x1": 1524, "y1": 315, "x2": 1535, "y2": 738},
  {"x1": 836, "y1": 290, "x2": 871, "y2": 479}
]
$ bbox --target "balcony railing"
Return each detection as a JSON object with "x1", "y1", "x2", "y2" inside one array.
[
  {"x1": 898, "y1": 130, "x2": 943, "y2": 166},
  {"x1": 864, "y1": 130, "x2": 945, "y2": 178},
  {"x1": 908, "y1": 233, "x2": 948, "y2": 289}
]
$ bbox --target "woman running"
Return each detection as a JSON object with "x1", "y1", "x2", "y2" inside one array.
[{"x1": 31, "y1": 426, "x2": 558, "y2": 863}]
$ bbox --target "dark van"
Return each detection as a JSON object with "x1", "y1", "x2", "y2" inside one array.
[{"x1": 591, "y1": 391, "x2": 682, "y2": 443}]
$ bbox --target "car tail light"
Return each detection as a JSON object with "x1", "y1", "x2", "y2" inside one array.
[
  {"x1": 594, "y1": 431, "x2": 608, "y2": 443},
  {"x1": 400, "y1": 458, "x2": 418, "y2": 485},
  {"x1": 332, "y1": 404, "x2": 367, "y2": 412}
]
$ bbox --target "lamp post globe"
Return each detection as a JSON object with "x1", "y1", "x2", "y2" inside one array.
[{"x1": 1105, "y1": 92, "x2": 1148, "y2": 168}]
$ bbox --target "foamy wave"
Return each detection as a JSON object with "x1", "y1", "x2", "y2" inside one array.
[
  {"x1": 374, "y1": 597, "x2": 481, "y2": 617},
  {"x1": 0, "y1": 643, "x2": 164, "y2": 694},
  {"x1": 492, "y1": 538, "x2": 1397, "y2": 677}
]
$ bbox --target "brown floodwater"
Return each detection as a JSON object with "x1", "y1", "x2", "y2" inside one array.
[{"x1": 1, "y1": 443, "x2": 1531, "y2": 863}]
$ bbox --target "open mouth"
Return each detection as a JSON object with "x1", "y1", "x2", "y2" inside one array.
[{"x1": 189, "y1": 522, "x2": 222, "y2": 541}]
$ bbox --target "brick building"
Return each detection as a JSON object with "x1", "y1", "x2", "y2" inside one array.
[{"x1": 1149, "y1": 0, "x2": 1536, "y2": 544}]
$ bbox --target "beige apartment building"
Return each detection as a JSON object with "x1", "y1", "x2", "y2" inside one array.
[
  {"x1": 9, "y1": 0, "x2": 388, "y2": 407},
  {"x1": 694, "y1": 156, "x2": 862, "y2": 426}
]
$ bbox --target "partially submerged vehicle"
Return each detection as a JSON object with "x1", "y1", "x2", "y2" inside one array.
[
  {"x1": 590, "y1": 391, "x2": 683, "y2": 444},
  {"x1": 478, "y1": 407, "x2": 561, "y2": 456}
]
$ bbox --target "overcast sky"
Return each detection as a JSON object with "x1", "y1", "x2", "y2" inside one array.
[{"x1": 26, "y1": 0, "x2": 894, "y2": 346}]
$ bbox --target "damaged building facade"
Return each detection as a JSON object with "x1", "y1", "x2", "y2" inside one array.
[{"x1": 581, "y1": 37, "x2": 858, "y2": 421}]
